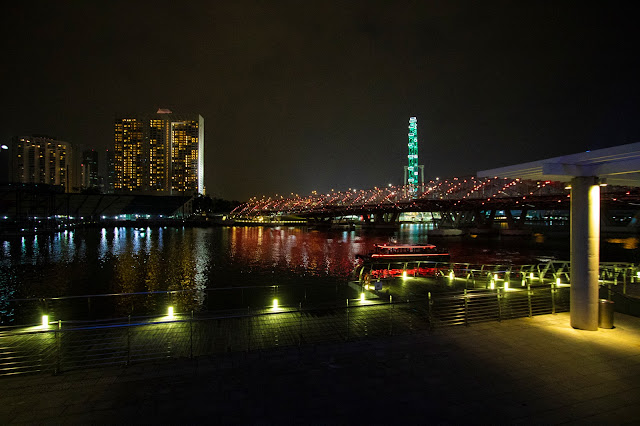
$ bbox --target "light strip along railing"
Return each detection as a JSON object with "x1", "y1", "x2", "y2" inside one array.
[{"x1": 0, "y1": 285, "x2": 569, "y2": 377}]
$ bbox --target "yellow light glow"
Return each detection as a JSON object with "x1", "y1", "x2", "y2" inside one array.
[
  {"x1": 521, "y1": 279, "x2": 526, "y2": 287},
  {"x1": 490, "y1": 280, "x2": 495, "y2": 290},
  {"x1": 168, "y1": 306, "x2": 174, "y2": 319},
  {"x1": 494, "y1": 274, "x2": 498, "y2": 281},
  {"x1": 402, "y1": 271, "x2": 407, "y2": 279},
  {"x1": 504, "y1": 282, "x2": 509, "y2": 290},
  {"x1": 41, "y1": 315, "x2": 49, "y2": 327},
  {"x1": 529, "y1": 272, "x2": 534, "y2": 279},
  {"x1": 273, "y1": 299, "x2": 278, "y2": 309},
  {"x1": 360, "y1": 292, "x2": 365, "y2": 302},
  {"x1": 556, "y1": 278, "x2": 561, "y2": 286},
  {"x1": 449, "y1": 271, "x2": 454, "y2": 280}
]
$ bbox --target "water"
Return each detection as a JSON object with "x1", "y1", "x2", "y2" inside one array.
[{"x1": 0, "y1": 225, "x2": 637, "y2": 323}]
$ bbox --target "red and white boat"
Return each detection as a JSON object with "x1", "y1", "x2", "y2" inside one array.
[{"x1": 356, "y1": 243, "x2": 449, "y2": 263}]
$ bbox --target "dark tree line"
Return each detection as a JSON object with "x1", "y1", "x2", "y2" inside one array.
[{"x1": 192, "y1": 194, "x2": 242, "y2": 214}]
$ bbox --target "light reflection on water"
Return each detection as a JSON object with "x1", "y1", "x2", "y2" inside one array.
[
  {"x1": 0, "y1": 227, "x2": 388, "y2": 303},
  {"x1": 1, "y1": 225, "x2": 637, "y2": 322}
]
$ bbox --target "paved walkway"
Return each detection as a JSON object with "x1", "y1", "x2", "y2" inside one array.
[{"x1": 1, "y1": 312, "x2": 639, "y2": 425}]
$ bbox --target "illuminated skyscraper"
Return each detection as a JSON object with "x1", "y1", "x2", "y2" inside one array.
[
  {"x1": 12, "y1": 135, "x2": 75, "y2": 192},
  {"x1": 169, "y1": 116, "x2": 204, "y2": 194},
  {"x1": 114, "y1": 110, "x2": 204, "y2": 195},
  {"x1": 114, "y1": 118, "x2": 144, "y2": 191}
]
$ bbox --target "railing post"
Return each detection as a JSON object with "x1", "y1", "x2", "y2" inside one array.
[
  {"x1": 551, "y1": 281, "x2": 556, "y2": 314},
  {"x1": 608, "y1": 283, "x2": 612, "y2": 301},
  {"x1": 346, "y1": 299, "x2": 350, "y2": 341},
  {"x1": 54, "y1": 320, "x2": 61, "y2": 375},
  {"x1": 126, "y1": 315, "x2": 131, "y2": 366},
  {"x1": 527, "y1": 283, "x2": 532, "y2": 318},
  {"x1": 497, "y1": 288, "x2": 502, "y2": 322},
  {"x1": 427, "y1": 292, "x2": 433, "y2": 331},
  {"x1": 190, "y1": 310, "x2": 193, "y2": 359},
  {"x1": 246, "y1": 306, "x2": 251, "y2": 352},
  {"x1": 298, "y1": 302, "x2": 303, "y2": 347},
  {"x1": 463, "y1": 289, "x2": 469, "y2": 326},
  {"x1": 389, "y1": 295, "x2": 393, "y2": 336}
]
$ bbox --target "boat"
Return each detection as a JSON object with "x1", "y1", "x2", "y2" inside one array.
[
  {"x1": 356, "y1": 243, "x2": 450, "y2": 263},
  {"x1": 354, "y1": 243, "x2": 450, "y2": 283}
]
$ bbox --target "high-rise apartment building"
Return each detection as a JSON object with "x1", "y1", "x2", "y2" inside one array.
[
  {"x1": 114, "y1": 110, "x2": 204, "y2": 195},
  {"x1": 114, "y1": 118, "x2": 144, "y2": 191},
  {"x1": 12, "y1": 135, "x2": 75, "y2": 192}
]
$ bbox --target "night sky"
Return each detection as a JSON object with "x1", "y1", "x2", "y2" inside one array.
[{"x1": 2, "y1": 1, "x2": 639, "y2": 201}]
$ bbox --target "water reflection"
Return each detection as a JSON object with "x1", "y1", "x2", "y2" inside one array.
[
  {"x1": 2, "y1": 224, "x2": 637, "y2": 322},
  {"x1": 606, "y1": 237, "x2": 639, "y2": 250}
]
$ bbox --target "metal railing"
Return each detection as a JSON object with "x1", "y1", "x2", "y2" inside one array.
[
  {"x1": 1, "y1": 283, "x2": 350, "y2": 326},
  {"x1": 0, "y1": 284, "x2": 569, "y2": 377},
  {"x1": 4, "y1": 260, "x2": 636, "y2": 326},
  {"x1": 359, "y1": 260, "x2": 639, "y2": 290}
]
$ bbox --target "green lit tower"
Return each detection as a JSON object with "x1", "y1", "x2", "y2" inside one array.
[{"x1": 404, "y1": 117, "x2": 423, "y2": 196}]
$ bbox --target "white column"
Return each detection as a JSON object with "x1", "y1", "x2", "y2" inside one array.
[{"x1": 570, "y1": 176, "x2": 600, "y2": 330}]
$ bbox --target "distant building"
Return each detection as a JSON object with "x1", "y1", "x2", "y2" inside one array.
[
  {"x1": 81, "y1": 150, "x2": 99, "y2": 189},
  {"x1": 12, "y1": 135, "x2": 76, "y2": 192},
  {"x1": 104, "y1": 149, "x2": 116, "y2": 194},
  {"x1": 114, "y1": 110, "x2": 204, "y2": 195}
]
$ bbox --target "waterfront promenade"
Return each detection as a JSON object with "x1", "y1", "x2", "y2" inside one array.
[{"x1": 1, "y1": 312, "x2": 639, "y2": 425}]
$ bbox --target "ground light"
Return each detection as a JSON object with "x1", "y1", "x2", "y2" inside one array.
[
  {"x1": 530, "y1": 272, "x2": 534, "y2": 280},
  {"x1": 41, "y1": 315, "x2": 49, "y2": 328},
  {"x1": 273, "y1": 299, "x2": 278, "y2": 309},
  {"x1": 556, "y1": 277, "x2": 561, "y2": 286},
  {"x1": 360, "y1": 292, "x2": 365, "y2": 302},
  {"x1": 490, "y1": 280, "x2": 495, "y2": 290},
  {"x1": 168, "y1": 306, "x2": 174, "y2": 319},
  {"x1": 504, "y1": 282, "x2": 509, "y2": 290},
  {"x1": 449, "y1": 271, "x2": 454, "y2": 280},
  {"x1": 402, "y1": 271, "x2": 407, "y2": 280}
]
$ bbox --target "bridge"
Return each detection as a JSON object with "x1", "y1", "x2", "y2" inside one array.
[{"x1": 230, "y1": 177, "x2": 640, "y2": 231}]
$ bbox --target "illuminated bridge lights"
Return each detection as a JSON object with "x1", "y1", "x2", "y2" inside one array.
[{"x1": 229, "y1": 178, "x2": 640, "y2": 218}]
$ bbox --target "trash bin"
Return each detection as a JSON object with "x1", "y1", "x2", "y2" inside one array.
[{"x1": 598, "y1": 299, "x2": 615, "y2": 329}]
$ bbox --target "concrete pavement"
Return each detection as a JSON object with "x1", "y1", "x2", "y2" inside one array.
[{"x1": 1, "y1": 312, "x2": 639, "y2": 425}]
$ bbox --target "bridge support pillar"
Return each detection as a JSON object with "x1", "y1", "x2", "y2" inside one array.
[{"x1": 570, "y1": 176, "x2": 600, "y2": 330}]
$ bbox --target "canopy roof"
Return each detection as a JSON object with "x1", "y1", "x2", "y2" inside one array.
[{"x1": 478, "y1": 142, "x2": 640, "y2": 186}]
